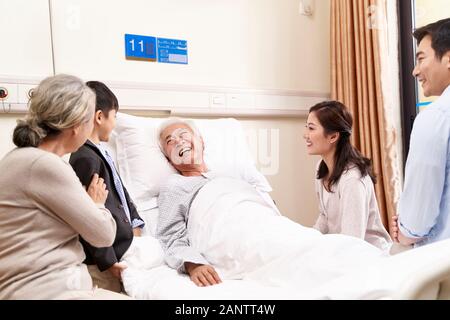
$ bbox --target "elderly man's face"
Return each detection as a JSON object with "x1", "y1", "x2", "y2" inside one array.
[{"x1": 160, "y1": 123, "x2": 204, "y2": 167}]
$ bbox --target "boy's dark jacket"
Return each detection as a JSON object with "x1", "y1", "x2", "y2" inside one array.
[{"x1": 69, "y1": 140, "x2": 143, "y2": 271}]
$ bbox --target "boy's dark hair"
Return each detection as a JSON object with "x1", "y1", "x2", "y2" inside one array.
[
  {"x1": 413, "y1": 18, "x2": 450, "y2": 60},
  {"x1": 86, "y1": 81, "x2": 119, "y2": 117}
]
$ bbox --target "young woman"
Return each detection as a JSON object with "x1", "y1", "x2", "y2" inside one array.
[{"x1": 303, "y1": 100, "x2": 392, "y2": 251}]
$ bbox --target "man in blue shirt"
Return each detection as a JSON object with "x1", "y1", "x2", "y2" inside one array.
[{"x1": 393, "y1": 18, "x2": 450, "y2": 247}]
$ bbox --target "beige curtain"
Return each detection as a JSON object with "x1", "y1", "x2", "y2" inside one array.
[{"x1": 331, "y1": 0, "x2": 401, "y2": 234}]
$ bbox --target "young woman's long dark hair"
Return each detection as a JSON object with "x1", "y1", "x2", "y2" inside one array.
[{"x1": 309, "y1": 100, "x2": 376, "y2": 192}]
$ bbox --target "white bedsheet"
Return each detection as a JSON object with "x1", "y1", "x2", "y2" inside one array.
[{"x1": 121, "y1": 177, "x2": 450, "y2": 299}]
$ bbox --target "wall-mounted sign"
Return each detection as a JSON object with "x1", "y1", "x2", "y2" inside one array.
[
  {"x1": 125, "y1": 34, "x2": 188, "y2": 64},
  {"x1": 125, "y1": 34, "x2": 157, "y2": 61},
  {"x1": 157, "y1": 37, "x2": 188, "y2": 64}
]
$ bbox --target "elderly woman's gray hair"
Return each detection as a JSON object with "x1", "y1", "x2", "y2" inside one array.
[
  {"x1": 157, "y1": 117, "x2": 202, "y2": 154},
  {"x1": 13, "y1": 74, "x2": 95, "y2": 148}
]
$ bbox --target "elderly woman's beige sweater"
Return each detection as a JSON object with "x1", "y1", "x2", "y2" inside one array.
[{"x1": 0, "y1": 147, "x2": 116, "y2": 299}]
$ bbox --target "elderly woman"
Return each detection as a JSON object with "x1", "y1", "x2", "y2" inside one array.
[{"x1": 0, "y1": 74, "x2": 128, "y2": 299}]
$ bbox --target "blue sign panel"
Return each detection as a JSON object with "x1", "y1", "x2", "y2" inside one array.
[
  {"x1": 125, "y1": 34, "x2": 157, "y2": 61},
  {"x1": 157, "y1": 37, "x2": 188, "y2": 64}
]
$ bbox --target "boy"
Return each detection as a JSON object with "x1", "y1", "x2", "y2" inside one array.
[{"x1": 70, "y1": 81, "x2": 145, "y2": 292}]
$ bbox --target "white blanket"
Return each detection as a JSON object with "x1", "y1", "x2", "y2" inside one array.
[
  {"x1": 121, "y1": 177, "x2": 450, "y2": 299},
  {"x1": 187, "y1": 177, "x2": 385, "y2": 290}
]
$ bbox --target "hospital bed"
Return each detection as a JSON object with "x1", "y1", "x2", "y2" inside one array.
[{"x1": 104, "y1": 112, "x2": 450, "y2": 300}]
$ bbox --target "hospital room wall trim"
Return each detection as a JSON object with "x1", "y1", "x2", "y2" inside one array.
[
  {"x1": 0, "y1": 76, "x2": 332, "y2": 96},
  {"x1": 0, "y1": 76, "x2": 330, "y2": 116}
]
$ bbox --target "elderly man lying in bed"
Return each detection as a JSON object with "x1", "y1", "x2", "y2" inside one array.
[{"x1": 156, "y1": 118, "x2": 388, "y2": 290}]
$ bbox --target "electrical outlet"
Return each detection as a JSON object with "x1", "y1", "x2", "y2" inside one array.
[
  {"x1": 0, "y1": 84, "x2": 18, "y2": 103},
  {"x1": 0, "y1": 87, "x2": 8, "y2": 99},
  {"x1": 18, "y1": 84, "x2": 37, "y2": 103}
]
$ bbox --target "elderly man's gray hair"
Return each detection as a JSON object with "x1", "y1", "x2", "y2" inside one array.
[{"x1": 157, "y1": 117, "x2": 202, "y2": 154}]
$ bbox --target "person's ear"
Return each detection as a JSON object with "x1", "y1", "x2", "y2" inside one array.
[
  {"x1": 446, "y1": 52, "x2": 450, "y2": 69},
  {"x1": 72, "y1": 123, "x2": 81, "y2": 137},
  {"x1": 329, "y1": 132, "x2": 340, "y2": 144},
  {"x1": 94, "y1": 110, "x2": 103, "y2": 125}
]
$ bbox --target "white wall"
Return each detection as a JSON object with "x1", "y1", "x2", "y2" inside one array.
[
  {"x1": 238, "y1": 117, "x2": 320, "y2": 226},
  {"x1": 0, "y1": 0, "x2": 53, "y2": 79},
  {"x1": 0, "y1": 0, "x2": 330, "y2": 225},
  {"x1": 51, "y1": 0, "x2": 330, "y2": 93}
]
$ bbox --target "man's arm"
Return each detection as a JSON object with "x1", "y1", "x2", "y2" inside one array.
[
  {"x1": 391, "y1": 215, "x2": 420, "y2": 246},
  {"x1": 397, "y1": 109, "x2": 448, "y2": 243},
  {"x1": 157, "y1": 177, "x2": 222, "y2": 286},
  {"x1": 156, "y1": 182, "x2": 209, "y2": 273}
]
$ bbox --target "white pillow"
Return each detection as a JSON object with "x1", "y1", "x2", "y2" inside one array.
[
  {"x1": 112, "y1": 114, "x2": 176, "y2": 210},
  {"x1": 112, "y1": 112, "x2": 272, "y2": 211}
]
